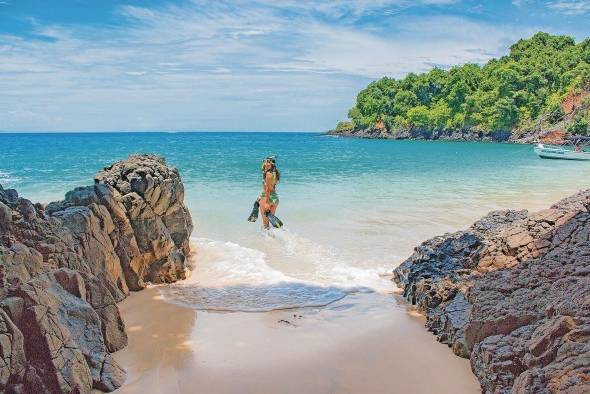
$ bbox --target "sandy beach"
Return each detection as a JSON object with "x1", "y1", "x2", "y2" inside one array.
[
  {"x1": 113, "y1": 286, "x2": 479, "y2": 394},
  {"x1": 3, "y1": 1, "x2": 590, "y2": 391}
]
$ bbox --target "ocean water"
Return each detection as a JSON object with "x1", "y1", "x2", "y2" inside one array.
[{"x1": 2, "y1": 132, "x2": 589, "y2": 311}]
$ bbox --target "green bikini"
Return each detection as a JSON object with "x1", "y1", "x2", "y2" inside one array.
[
  {"x1": 260, "y1": 171, "x2": 279, "y2": 205},
  {"x1": 247, "y1": 156, "x2": 283, "y2": 228}
]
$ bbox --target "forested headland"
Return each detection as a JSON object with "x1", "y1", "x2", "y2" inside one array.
[{"x1": 331, "y1": 32, "x2": 590, "y2": 142}]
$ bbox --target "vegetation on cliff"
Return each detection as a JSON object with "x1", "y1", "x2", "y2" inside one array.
[{"x1": 337, "y1": 32, "x2": 590, "y2": 137}]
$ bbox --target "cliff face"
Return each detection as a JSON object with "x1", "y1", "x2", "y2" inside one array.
[
  {"x1": 0, "y1": 154, "x2": 193, "y2": 393},
  {"x1": 394, "y1": 190, "x2": 590, "y2": 393}
]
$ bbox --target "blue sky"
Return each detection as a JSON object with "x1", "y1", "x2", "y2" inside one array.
[{"x1": 1, "y1": 0, "x2": 589, "y2": 132}]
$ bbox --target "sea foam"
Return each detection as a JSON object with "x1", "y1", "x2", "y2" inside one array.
[{"x1": 158, "y1": 234, "x2": 391, "y2": 312}]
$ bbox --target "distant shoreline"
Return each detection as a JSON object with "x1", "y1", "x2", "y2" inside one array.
[
  {"x1": 324, "y1": 128, "x2": 541, "y2": 144},
  {"x1": 332, "y1": 33, "x2": 590, "y2": 144}
]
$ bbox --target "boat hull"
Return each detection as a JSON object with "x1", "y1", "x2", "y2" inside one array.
[{"x1": 534, "y1": 146, "x2": 590, "y2": 161}]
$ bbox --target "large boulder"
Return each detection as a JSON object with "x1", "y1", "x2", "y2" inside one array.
[
  {"x1": 95, "y1": 155, "x2": 193, "y2": 288},
  {"x1": 0, "y1": 154, "x2": 194, "y2": 392},
  {"x1": 12, "y1": 274, "x2": 125, "y2": 393},
  {"x1": 393, "y1": 190, "x2": 590, "y2": 393}
]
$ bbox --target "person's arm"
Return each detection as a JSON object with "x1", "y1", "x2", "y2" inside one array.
[{"x1": 265, "y1": 172, "x2": 274, "y2": 198}]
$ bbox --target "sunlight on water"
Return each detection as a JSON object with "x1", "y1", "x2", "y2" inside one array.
[{"x1": 2, "y1": 132, "x2": 590, "y2": 311}]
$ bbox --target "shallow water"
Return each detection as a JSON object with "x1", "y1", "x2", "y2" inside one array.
[{"x1": 2, "y1": 132, "x2": 589, "y2": 310}]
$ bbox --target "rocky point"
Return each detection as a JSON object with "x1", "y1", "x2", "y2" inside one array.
[
  {"x1": 394, "y1": 190, "x2": 590, "y2": 393},
  {"x1": 0, "y1": 154, "x2": 193, "y2": 393}
]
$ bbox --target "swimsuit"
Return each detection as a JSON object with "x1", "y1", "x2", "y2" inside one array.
[
  {"x1": 260, "y1": 171, "x2": 279, "y2": 205},
  {"x1": 260, "y1": 191, "x2": 279, "y2": 205}
]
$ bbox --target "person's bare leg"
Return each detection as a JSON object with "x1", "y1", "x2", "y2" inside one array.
[
  {"x1": 270, "y1": 203, "x2": 278, "y2": 215},
  {"x1": 260, "y1": 198, "x2": 270, "y2": 228}
]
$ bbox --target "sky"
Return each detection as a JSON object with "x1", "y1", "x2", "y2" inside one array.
[{"x1": 0, "y1": 0, "x2": 589, "y2": 132}]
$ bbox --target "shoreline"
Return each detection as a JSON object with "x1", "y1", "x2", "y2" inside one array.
[
  {"x1": 113, "y1": 187, "x2": 590, "y2": 393},
  {"x1": 393, "y1": 189, "x2": 590, "y2": 392},
  {"x1": 113, "y1": 287, "x2": 480, "y2": 394},
  {"x1": 324, "y1": 129, "x2": 541, "y2": 144},
  {"x1": 4, "y1": 141, "x2": 589, "y2": 393}
]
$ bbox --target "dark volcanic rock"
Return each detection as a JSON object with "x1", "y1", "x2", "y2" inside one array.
[
  {"x1": 327, "y1": 127, "x2": 513, "y2": 142},
  {"x1": 393, "y1": 190, "x2": 590, "y2": 393},
  {"x1": 0, "y1": 154, "x2": 193, "y2": 393}
]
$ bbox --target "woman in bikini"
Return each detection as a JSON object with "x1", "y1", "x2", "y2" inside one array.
[{"x1": 248, "y1": 156, "x2": 281, "y2": 229}]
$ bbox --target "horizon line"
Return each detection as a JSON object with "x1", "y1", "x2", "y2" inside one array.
[{"x1": 0, "y1": 130, "x2": 325, "y2": 134}]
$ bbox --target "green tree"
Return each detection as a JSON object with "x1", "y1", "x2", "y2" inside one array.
[
  {"x1": 338, "y1": 32, "x2": 590, "y2": 135},
  {"x1": 406, "y1": 106, "x2": 431, "y2": 128}
]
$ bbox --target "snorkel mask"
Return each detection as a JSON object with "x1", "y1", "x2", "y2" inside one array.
[{"x1": 260, "y1": 155, "x2": 277, "y2": 170}]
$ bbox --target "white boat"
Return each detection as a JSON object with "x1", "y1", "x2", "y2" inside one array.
[{"x1": 534, "y1": 137, "x2": 590, "y2": 161}]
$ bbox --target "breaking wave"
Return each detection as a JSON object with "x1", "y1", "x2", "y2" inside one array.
[{"x1": 159, "y1": 233, "x2": 390, "y2": 312}]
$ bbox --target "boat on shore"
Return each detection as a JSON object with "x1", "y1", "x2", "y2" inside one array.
[{"x1": 534, "y1": 136, "x2": 590, "y2": 160}]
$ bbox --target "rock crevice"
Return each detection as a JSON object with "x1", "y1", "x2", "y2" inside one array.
[{"x1": 0, "y1": 154, "x2": 193, "y2": 393}]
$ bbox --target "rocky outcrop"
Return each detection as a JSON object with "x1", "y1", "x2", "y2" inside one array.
[
  {"x1": 327, "y1": 127, "x2": 512, "y2": 142},
  {"x1": 393, "y1": 190, "x2": 590, "y2": 393},
  {"x1": 0, "y1": 154, "x2": 193, "y2": 393}
]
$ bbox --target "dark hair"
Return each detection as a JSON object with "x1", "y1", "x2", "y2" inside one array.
[{"x1": 262, "y1": 161, "x2": 280, "y2": 182}]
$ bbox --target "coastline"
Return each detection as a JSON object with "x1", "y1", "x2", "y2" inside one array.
[
  {"x1": 324, "y1": 128, "x2": 538, "y2": 143},
  {"x1": 113, "y1": 287, "x2": 479, "y2": 394},
  {"x1": 3, "y1": 137, "x2": 590, "y2": 393},
  {"x1": 2, "y1": 7, "x2": 589, "y2": 392},
  {"x1": 393, "y1": 189, "x2": 590, "y2": 393},
  {"x1": 110, "y1": 186, "x2": 590, "y2": 394}
]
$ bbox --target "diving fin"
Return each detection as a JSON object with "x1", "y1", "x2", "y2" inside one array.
[
  {"x1": 266, "y1": 212, "x2": 283, "y2": 228},
  {"x1": 248, "y1": 200, "x2": 260, "y2": 222}
]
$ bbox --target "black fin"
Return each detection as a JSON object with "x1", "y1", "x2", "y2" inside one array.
[
  {"x1": 266, "y1": 212, "x2": 283, "y2": 228},
  {"x1": 248, "y1": 200, "x2": 259, "y2": 222}
]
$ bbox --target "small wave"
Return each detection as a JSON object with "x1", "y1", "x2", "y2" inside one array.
[
  {"x1": 184, "y1": 237, "x2": 290, "y2": 285},
  {"x1": 161, "y1": 282, "x2": 348, "y2": 312},
  {"x1": 160, "y1": 237, "x2": 350, "y2": 311},
  {"x1": 267, "y1": 230, "x2": 394, "y2": 292},
  {"x1": 0, "y1": 170, "x2": 20, "y2": 187},
  {"x1": 159, "y1": 233, "x2": 394, "y2": 312}
]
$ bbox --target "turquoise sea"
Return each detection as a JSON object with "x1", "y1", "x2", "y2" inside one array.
[{"x1": 2, "y1": 132, "x2": 589, "y2": 310}]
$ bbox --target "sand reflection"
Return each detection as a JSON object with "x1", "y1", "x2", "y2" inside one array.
[{"x1": 113, "y1": 287, "x2": 197, "y2": 392}]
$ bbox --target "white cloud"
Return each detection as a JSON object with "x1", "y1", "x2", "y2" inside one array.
[
  {"x1": 235, "y1": 0, "x2": 458, "y2": 19},
  {"x1": 0, "y1": 1, "x2": 547, "y2": 131},
  {"x1": 547, "y1": 0, "x2": 590, "y2": 14}
]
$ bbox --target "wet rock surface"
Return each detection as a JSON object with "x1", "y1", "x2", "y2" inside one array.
[
  {"x1": 0, "y1": 155, "x2": 193, "y2": 393},
  {"x1": 394, "y1": 190, "x2": 590, "y2": 393}
]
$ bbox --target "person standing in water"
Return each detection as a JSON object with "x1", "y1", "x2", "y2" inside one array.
[
  {"x1": 259, "y1": 156, "x2": 280, "y2": 229},
  {"x1": 248, "y1": 156, "x2": 282, "y2": 229}
]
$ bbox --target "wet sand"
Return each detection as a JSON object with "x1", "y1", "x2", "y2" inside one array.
[{"x1": 113, "y1": 287, "x2": 479, "y2": 394}]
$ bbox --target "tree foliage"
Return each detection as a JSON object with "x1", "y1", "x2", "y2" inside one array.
[{"x1": 342, "y1": 32, "x2": 590, "y2": 134}]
